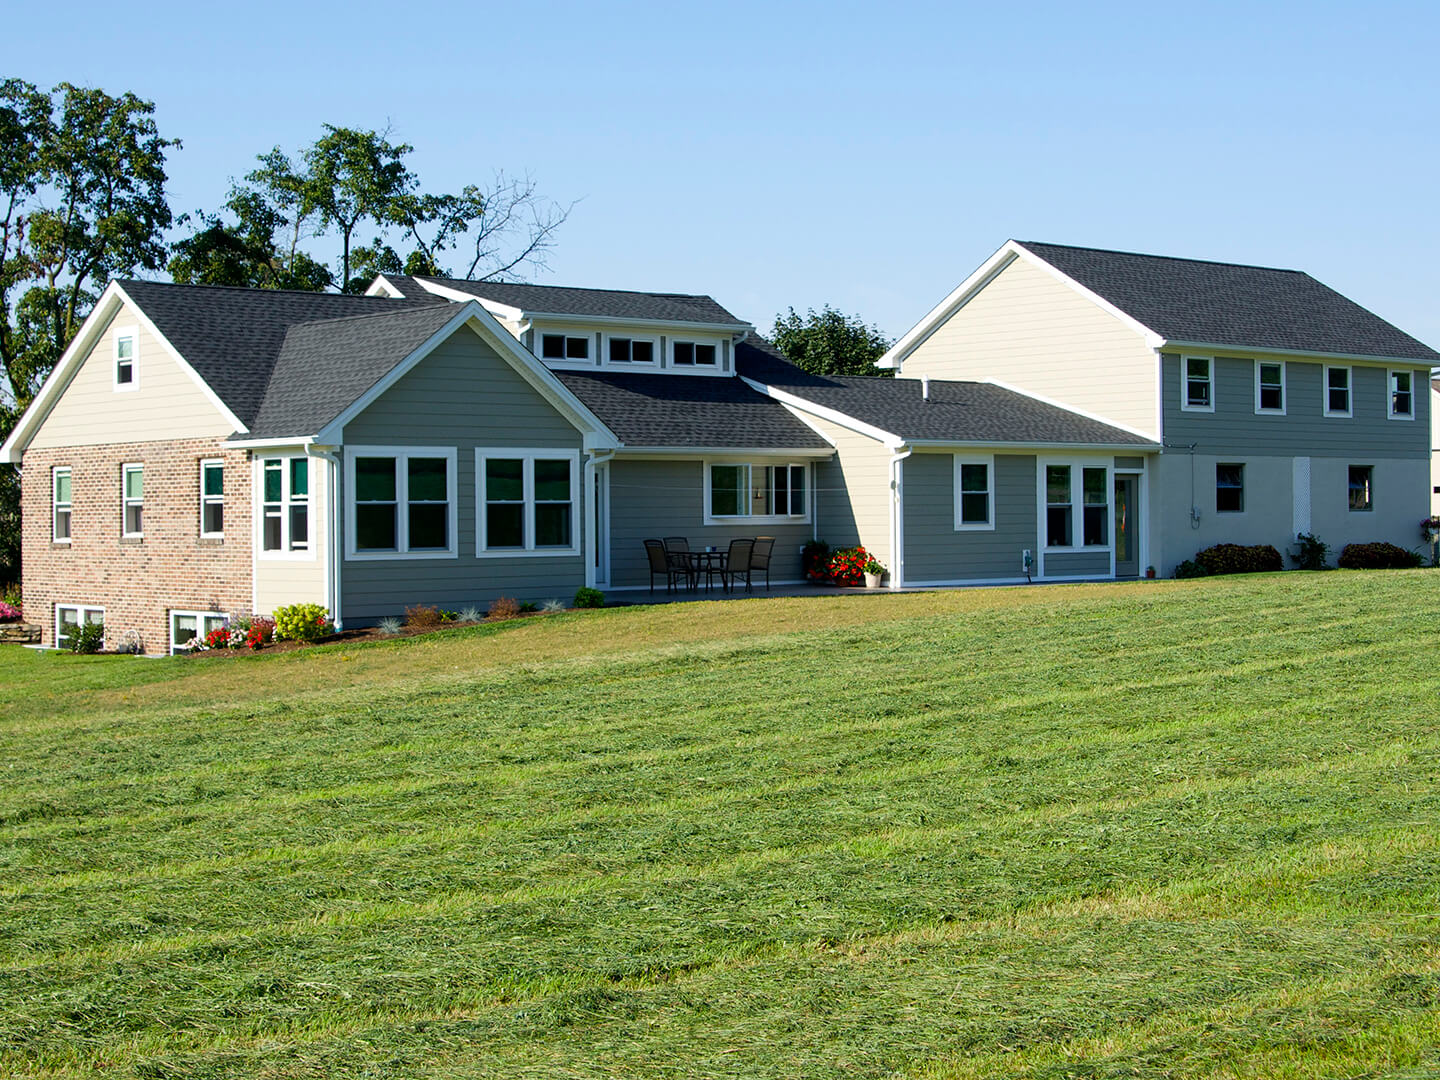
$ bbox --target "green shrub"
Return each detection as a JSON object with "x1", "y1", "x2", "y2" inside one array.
[
  {"x1": 438, "y1": 609, "x2": 459, "y2": 622},
  {"x1": 1174, "y1": 559, "x2": 1209, "y2": 579},
  {"x1": 1337, "y1": 542, "x2": 1424, "y2": 569},
  {"x1": 70, "y1": 620, "x2": 105, "y2": 654},
  {"x1": 519, "y1": 601, "x2": 538, "y2": 613},
  {"x1": 273, "y1": 602, "x2": 331, "y2": 642},
  {"x1": 1194, "y1": 544, "x2": 1283, "y2": 576},
  {"x1": 1291, "y1": 532, "x2": 1329, "y2": 571},
  {"x1": 573, "y1": 587, "x2": 605, "y2": 609}
]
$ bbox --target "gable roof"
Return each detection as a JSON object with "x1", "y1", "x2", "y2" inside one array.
[
  {"x1": 1014, "y1": 241, "x2": 1440, "y2": 363},
  {"x1": 411, "y1": 277, "x2": 749, "y2": 328},
  {"x1": 738, "y1": 339, "x2": 1156, "y2": 448}
]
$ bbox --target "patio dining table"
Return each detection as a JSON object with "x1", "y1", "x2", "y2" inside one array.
[{"x1": 681, "y1": 548, "x2": 729, "y2": 591}]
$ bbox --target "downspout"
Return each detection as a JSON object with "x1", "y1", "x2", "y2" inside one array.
[
  {"x1": 888, "y1": 444, "x2": 912, "y2": 590},
  {"x1": 309, "y1": 443, "x2": 343, "y2": 631},
  {"x1": 583, "y1": 447, "x2": 616, "y2": 589}
]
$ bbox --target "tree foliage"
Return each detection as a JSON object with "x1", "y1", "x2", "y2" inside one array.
[
  {"x1": 171, "y1": 126, "x2": 570, "y2": 293},
  {"x1": 770, "y1": 306, "x2": 893, "y2": 378}
]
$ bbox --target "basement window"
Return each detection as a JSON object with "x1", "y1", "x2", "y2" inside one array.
[{"x1": 1216, "y1": 463, "x2": 1245, "y2": 513}]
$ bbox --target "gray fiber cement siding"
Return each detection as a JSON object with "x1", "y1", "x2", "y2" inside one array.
[{"x1": 902, "y1": 453, "x2": 1038, "y2": 582}]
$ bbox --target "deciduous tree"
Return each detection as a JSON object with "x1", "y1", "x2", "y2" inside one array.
[{"x1": 770, "y1": 306, "x2": 894, "y2": 378}]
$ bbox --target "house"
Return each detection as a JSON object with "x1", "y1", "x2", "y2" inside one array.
[
  {"x1": 3, "y1": 241, "x2": 1433, "y2": 653},
  {"x1": 1432, "y1": 378, "x2": 1440, "y2": 515}
]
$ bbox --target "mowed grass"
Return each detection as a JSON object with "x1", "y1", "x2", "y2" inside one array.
[{"x1": 1, "y1": 573, "x2": 1439, "y2": 1079}]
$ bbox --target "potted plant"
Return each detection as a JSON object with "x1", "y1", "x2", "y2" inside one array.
[
  {"x1": 1145, "y1": 565, "x2": 1156, "y2": 579},
  {"x1": 863, "y1": 556, "x2": 886, "y2": 589}
]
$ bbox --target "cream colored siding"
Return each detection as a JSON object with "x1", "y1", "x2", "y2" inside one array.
[
  {"x1": 253, "y1": 456, "x2": 329, "y2": 615},
  {"x1": 800, "y1": 413, "x2": 893, "y2": 569},
  {"x1": 29, "y1": 304, "x2": 234, "y2": 448},
  {"x1": 899, "y1": 256, "x2": 1159, "y2": 437}
]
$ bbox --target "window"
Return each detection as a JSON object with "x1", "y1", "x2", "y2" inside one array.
[
  {"x1": 261, "y1": 457, "x2": 310, "y2": 554},
  {"x1": 476, "y1": 449, "x2": 580, "y2": 554},
  {"x1": 348, "y1": 448, "x2": 458, "y2": 558},
  {"x1": 1082, "y1": 467, "x2": 1109, "y2": 546},
  {"x1": 1325, "y1": 365, "x2": 1352, "y2": 417},
  {"x1": 705, "y1": 462, "x2": 809, "y2": 523},
  {"x1": 607, "y1": 337, "x2": 655, "y2": 364},
  {"x1": 53, "y1": 467, "x2": 72, "y2": 543},
  {"x1": 673, "y1": 341, "x2": 718, "y2": 367},
  {"x1": 1182, "y1": 356, "x2": 1212, "y2": 410},
  {"x1": 113, "y1": 328, "x2": 138, "y2": 391},
  {"x1": 540, "y1": 334, "x2": 589, "y2": 361},
  {"x1": 1045, "y1": 465, "x2": 1072, "y2": 547},
  {"x1": 170, "y1": 610, "x2": 228, "y2": 654},
  {"x1": 1216, "y1": 463, "x2": 1245, "y2": 513},
  {"x1": 1389, "y1": 370, "x2": 1414, "y2": 419},
  {"x1": 121, "y1": 464, "x2": 143, "y2": 537},
  {"x1": 200, "y1": 460, "x2": 224, "y2": 537},
  {"x1": 1348, "y1": 465, "x2": 1373, "y2": 511},
  {"x1": 1256, "y1": 361, "x2": 1285, "y2": 413},
  {"x1": 56, "y1": 604, "x2": 103, "y2": 649},
  {"x1": 953, "y1": 456, "x2": 993, "y2": 530}
]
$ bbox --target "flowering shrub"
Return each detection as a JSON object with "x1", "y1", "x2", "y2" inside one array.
[
  {"x1": 802, "y1": 541, "x2": 831, "y2": 582},
  {"x1": 827, "y1": 546, "x2": 871, "y2": 586},
  {"x1": 246, "y1": 617, "x2": 275, "y2": 651},
  {"x1": 0, "y1": 600, "x2": 19, "y2": 622},
  {"x1": 203, "y1": 625, "x2": 232, "y2": 650},
  {"x1": 274, "y1": 602, "x2": 330, "y2": 642},
  {"x1": 1337, "y1": 542, "x2": 1424, "y2": 570}
]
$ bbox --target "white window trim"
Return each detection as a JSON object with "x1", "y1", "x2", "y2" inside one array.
[
  {"x1": 52, "y1": 466, "x2": 72, "y2": 544},
  {"x1": 170, "y1": 610, "x2": 228, "y2": 655},
  {"x1": 603, "y1": 332, "x2": 660, "y2": 368},
  {"x1": 121, "y1": 463, "x2": 143, "y2": 538},
  {"x1": 200, "y1": 459, "x2": 225, "y2": 539},
  {"x1": 1253, "y1": 360, "x2": 1286, "y2": 415},
  {"x1": 475, "y1": 448, "x2": 581, "y2": 557},
  {"x1": 1180, "y1": 355, "x2": 1214, "y2": 413},
  {"x1": 1324, "y1": 364, "x2": 1353, "y2": 418},
  {"x1": 539, "y1": 332, "x2": 591, "y2": 363},
  {"x1": 112, "y1": 326, "x2": 139, "y2": 392},
  {"x1": 345, "y1": 446, "x2": 459, "y2": 560},
  {"x1": 55, "y1": 603, "x2": 104, "y2": 649},
  {"x1": 952, "y1": 454, "x2": 995, "y2": 531},
  {"x1": 1039, "y1": 458, "x2": 1112, "y2": 552},
  {"x1": 255, "y1": 455, "x2": 316, "y2": 561},
  {"x1": 671, "y1": 339, "x2": 720, "y2": 368},
  {"x1": 1215, "y1": 462, "x2": 1246, "y2": 514},
  {"x1": 1387, "y1": 368, "x2": 1416, "y2": 420},
  {"x1": 702, "y1": 460, "x2": 812, "y2": 526}
]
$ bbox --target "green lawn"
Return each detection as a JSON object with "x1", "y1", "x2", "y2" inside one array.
[{"x1": 2, "y1": 572, "x2": 1439, "y2": 1078}]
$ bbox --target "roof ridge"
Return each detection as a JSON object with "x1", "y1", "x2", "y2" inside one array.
[
  {"x1": 417, "y1": 276, "x2": 718, "y2": 303},
  {"x1": 282, "y1": 302, "x2": 465, "y2": 331},
  {"x1": 1016, "y1": 240, "x2": 1306, "y2": 276},
  {"x1": 118, "y1": 278, "x2": 428, "y2": 302}
]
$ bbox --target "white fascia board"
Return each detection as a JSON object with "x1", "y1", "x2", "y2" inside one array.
[
  {"x1": 980, "y1": 377, "x2": 1161, "y2": 442},
  {"x1": 364, "y1": 275, "x2": 408, "y2": 299},
  {"x1": 904, "y1": 438, "x2": 1160, "y2": 453},
  {"x1": 739, "y1": 377, "x2": 904, "y2": 448},
  {"x1": 1160, "y1": 339, "x2": 1440, "y2": 369},
  {"x1": 312, "y1": 302, "x2": 618, "y2": 450},
  {"x1": 613, "y1": 446, "x2": 836, "y2": 459},
  {"x1": 877, "y1": 244, "x2": 1020, "y2": 370},
  {"x1": 413, "y1": 279, "x2": 526, "y2": 321},
  {"x1": 525, "y1": 312, "x2": 752, "y2": 334},
  {"x1": 227, "y1": 436, "x2": 316, "y2": 449}
]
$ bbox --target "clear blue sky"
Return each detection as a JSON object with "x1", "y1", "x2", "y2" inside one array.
[{"x1": 11, "y1": 0, "x2": 1440, "y2": 345}]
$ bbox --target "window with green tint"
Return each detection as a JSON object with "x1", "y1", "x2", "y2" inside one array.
[
  {"x1": 959, "y1": 462, "x2": 989, "y2": 525},
  {"x1": 261, "y1": 458, "x2": 309, "y2": 552},
  {"x1": 1082, "y1": 467, "x2": 1108, "y2": 546},
  {"x1": 1045, "y1": 465, "x2": 1072, "y2": 547},
  {"x1": 201, "y1": 461, "x2": 224, "y2": 536},
  {"x1": 122, "y1": 465, "x2": 144, "y2": 536},
  {"x1": 710, "y1": 465, "x2": 746, "y2": 517},
  {"x1": 407, "y1": 457, "x2": 449, "y2": 549},
  {"x1": 53, "y1": 467, "x2": 72, "y2": 541},
  {"x1": 408, "y1": 458, "x2": 448, "y2": 502},
  {"x1": 355, "y1": 458, "x2": 395, "y2": 501},
  {"x1": 534, "y1": 459, "x2": 572, "y2": 547},
  {"x1": 264, "y1": 461, "x2": 283, "y2": 503},
  {"x1": 290, "y1": 458, "x2": 308, "y2": 497},
  {"x1": 355, "y1": 457, "x2": 398, "y2": 551},
  {"x1": 485, "y1": 458, "x2": 524, "y2": 548},
  {"x1": 124, "y1": 468, "x2": 143, "y2": 500}
]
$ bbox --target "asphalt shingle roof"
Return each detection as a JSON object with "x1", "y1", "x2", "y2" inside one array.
[
  {"x1": 738, "y1": 339, "x2": 1156, "y2": 447},
  {"x1": 245, "y1": 303, "x2": 469, "y2": 439},
  {"x1": 415, "y1": 277, "x2": 748, "y2": 327},
  {"x1": 117, "y1": 280, "x2": 439, "y2": 427},
  {"x1": 1017, "y1": 241, "x2": 1440, "y2": 363},
  {"x1": 554, "y1": 368, "x2": 831, "y2": 450}
]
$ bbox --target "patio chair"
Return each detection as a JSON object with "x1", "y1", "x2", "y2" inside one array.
[
  {"x1": 721, "y1": 538, "x2": 755, "y2": 594},
  {"x1": 663, "y1": 536, "x2": 690, "y2": 553},
  {"x1": 645, "y1": 538, "x2": 687, "y2": 594},
  {"x1": 751, "y1": 536, "x2": 775, "y2": 591}
]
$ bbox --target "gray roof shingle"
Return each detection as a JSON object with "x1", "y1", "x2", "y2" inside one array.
[
  {"x1": 416, "y1": 278, "x2": 748, "y2": 327},
  {"x1": 554, "y1": 368, "x2": 831, "y2": 450},
  {"x1": 1018, "y1": 241, "x2": 1440, "y2": 363},
  {"x1": 738, "y1": 339, "x2": 1156, "y2": 447}
]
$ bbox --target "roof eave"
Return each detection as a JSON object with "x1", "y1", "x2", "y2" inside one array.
[
  {"x1": 902, "y1": 437, "x2": 1161, "y2": 452},
  {"x1": 613, "y1": 445, "x2": 836, "y2": 458},
  {"x1": 1158, "y1": 339, "x2": 1440, "y2": 367}
]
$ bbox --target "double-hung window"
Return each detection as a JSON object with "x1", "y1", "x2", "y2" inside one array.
[
  {"x1": 1081, "y1": 467, "x2": 1109, "y2": 546},
  {"x1": 53, "y1": 467, "x2": 72, "y2": 543},
  {"x1": 1045, "y1": 462, "x2": 1110, "y2": 548},
  {"x1": 1045, "y1": 465, "x2": 1072, "y2": 547},
  {"x1": 348, "y1": 448, "x2": 458, "y2": 557},
  {"x1": 476, "y1": 449, "x2": 579, "y2": 554},
  {"x1": 607, "y1": 337, "x2": 655, "y2": 365},
  {"x1": 200, "y1": 460, "x2": 224, "y2": 537},
  {"x1": 953, "y1": 456, "x2": 994, "y2": 529},
  {"x1": 56, "y1": 604, "x2": 104, "y2": 649},
  {"x1": 1256, "y1": 361, "x2": 1285, "y2": 413},
  {"x1": 1389, "y1": 370, "x2": 1415, "y2": 419},
  {"x1": 113, "y1": 328, "x2": 138, "y2": 391},
  {"x1": 1182, "y1": 356, "x2": 1212, "y2": 410},
  {"x1": 1325, "y1": 366, "x2": 1352, "y2": 417},
  {"x1": 541, "y1": 334, "x2": 590, "y2": 362},
  {"x1": 672, "y1": 341, "x2": 718, "y2": 367},
  {"x1": 121, "y1": 464, "x2": 143, "y2": 537},
  {"x1": 1348, "y1": 465, "x2": 1373, "y2": 511},
  {"x1": 706, "y1": 462, "x2": 808, "y2": 524},
  {"x1": 261, "y1": 457, "x2": 309, "y2": 554},
  {"x1": 1216, "y1": 463, "x2": 1245, "y2": 513}
]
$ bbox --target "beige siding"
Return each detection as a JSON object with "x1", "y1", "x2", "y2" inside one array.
[
  {"x1": 29, "y1": 303, "x2": 235, "y2": 449},
  {"x1": 253, "y1": 455, "x2": 329, "y2": 615},
  {"x1": 899, "y1": 256, "x2": 1159, "y2": 437},
  {"x1": 801, "y1": 412, "x2": 893, "y2": 569}
]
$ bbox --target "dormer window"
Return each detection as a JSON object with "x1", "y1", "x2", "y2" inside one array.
[
  {"x1": 541, "y1": 334, "x2": 589, "y2": 361},
  {"x1": 113, "y1": 328, "x2": 138, "y2": 391},
  {"x1": 673, "y1": 341, "x2": 717, "y2": 367},
  {"x1": 608, "y1": 337, "x2": 655, "y2": 364}
]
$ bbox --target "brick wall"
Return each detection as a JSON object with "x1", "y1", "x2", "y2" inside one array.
[{"x1": 21, "y1": 439, "x2": 252, "y2": 654}]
